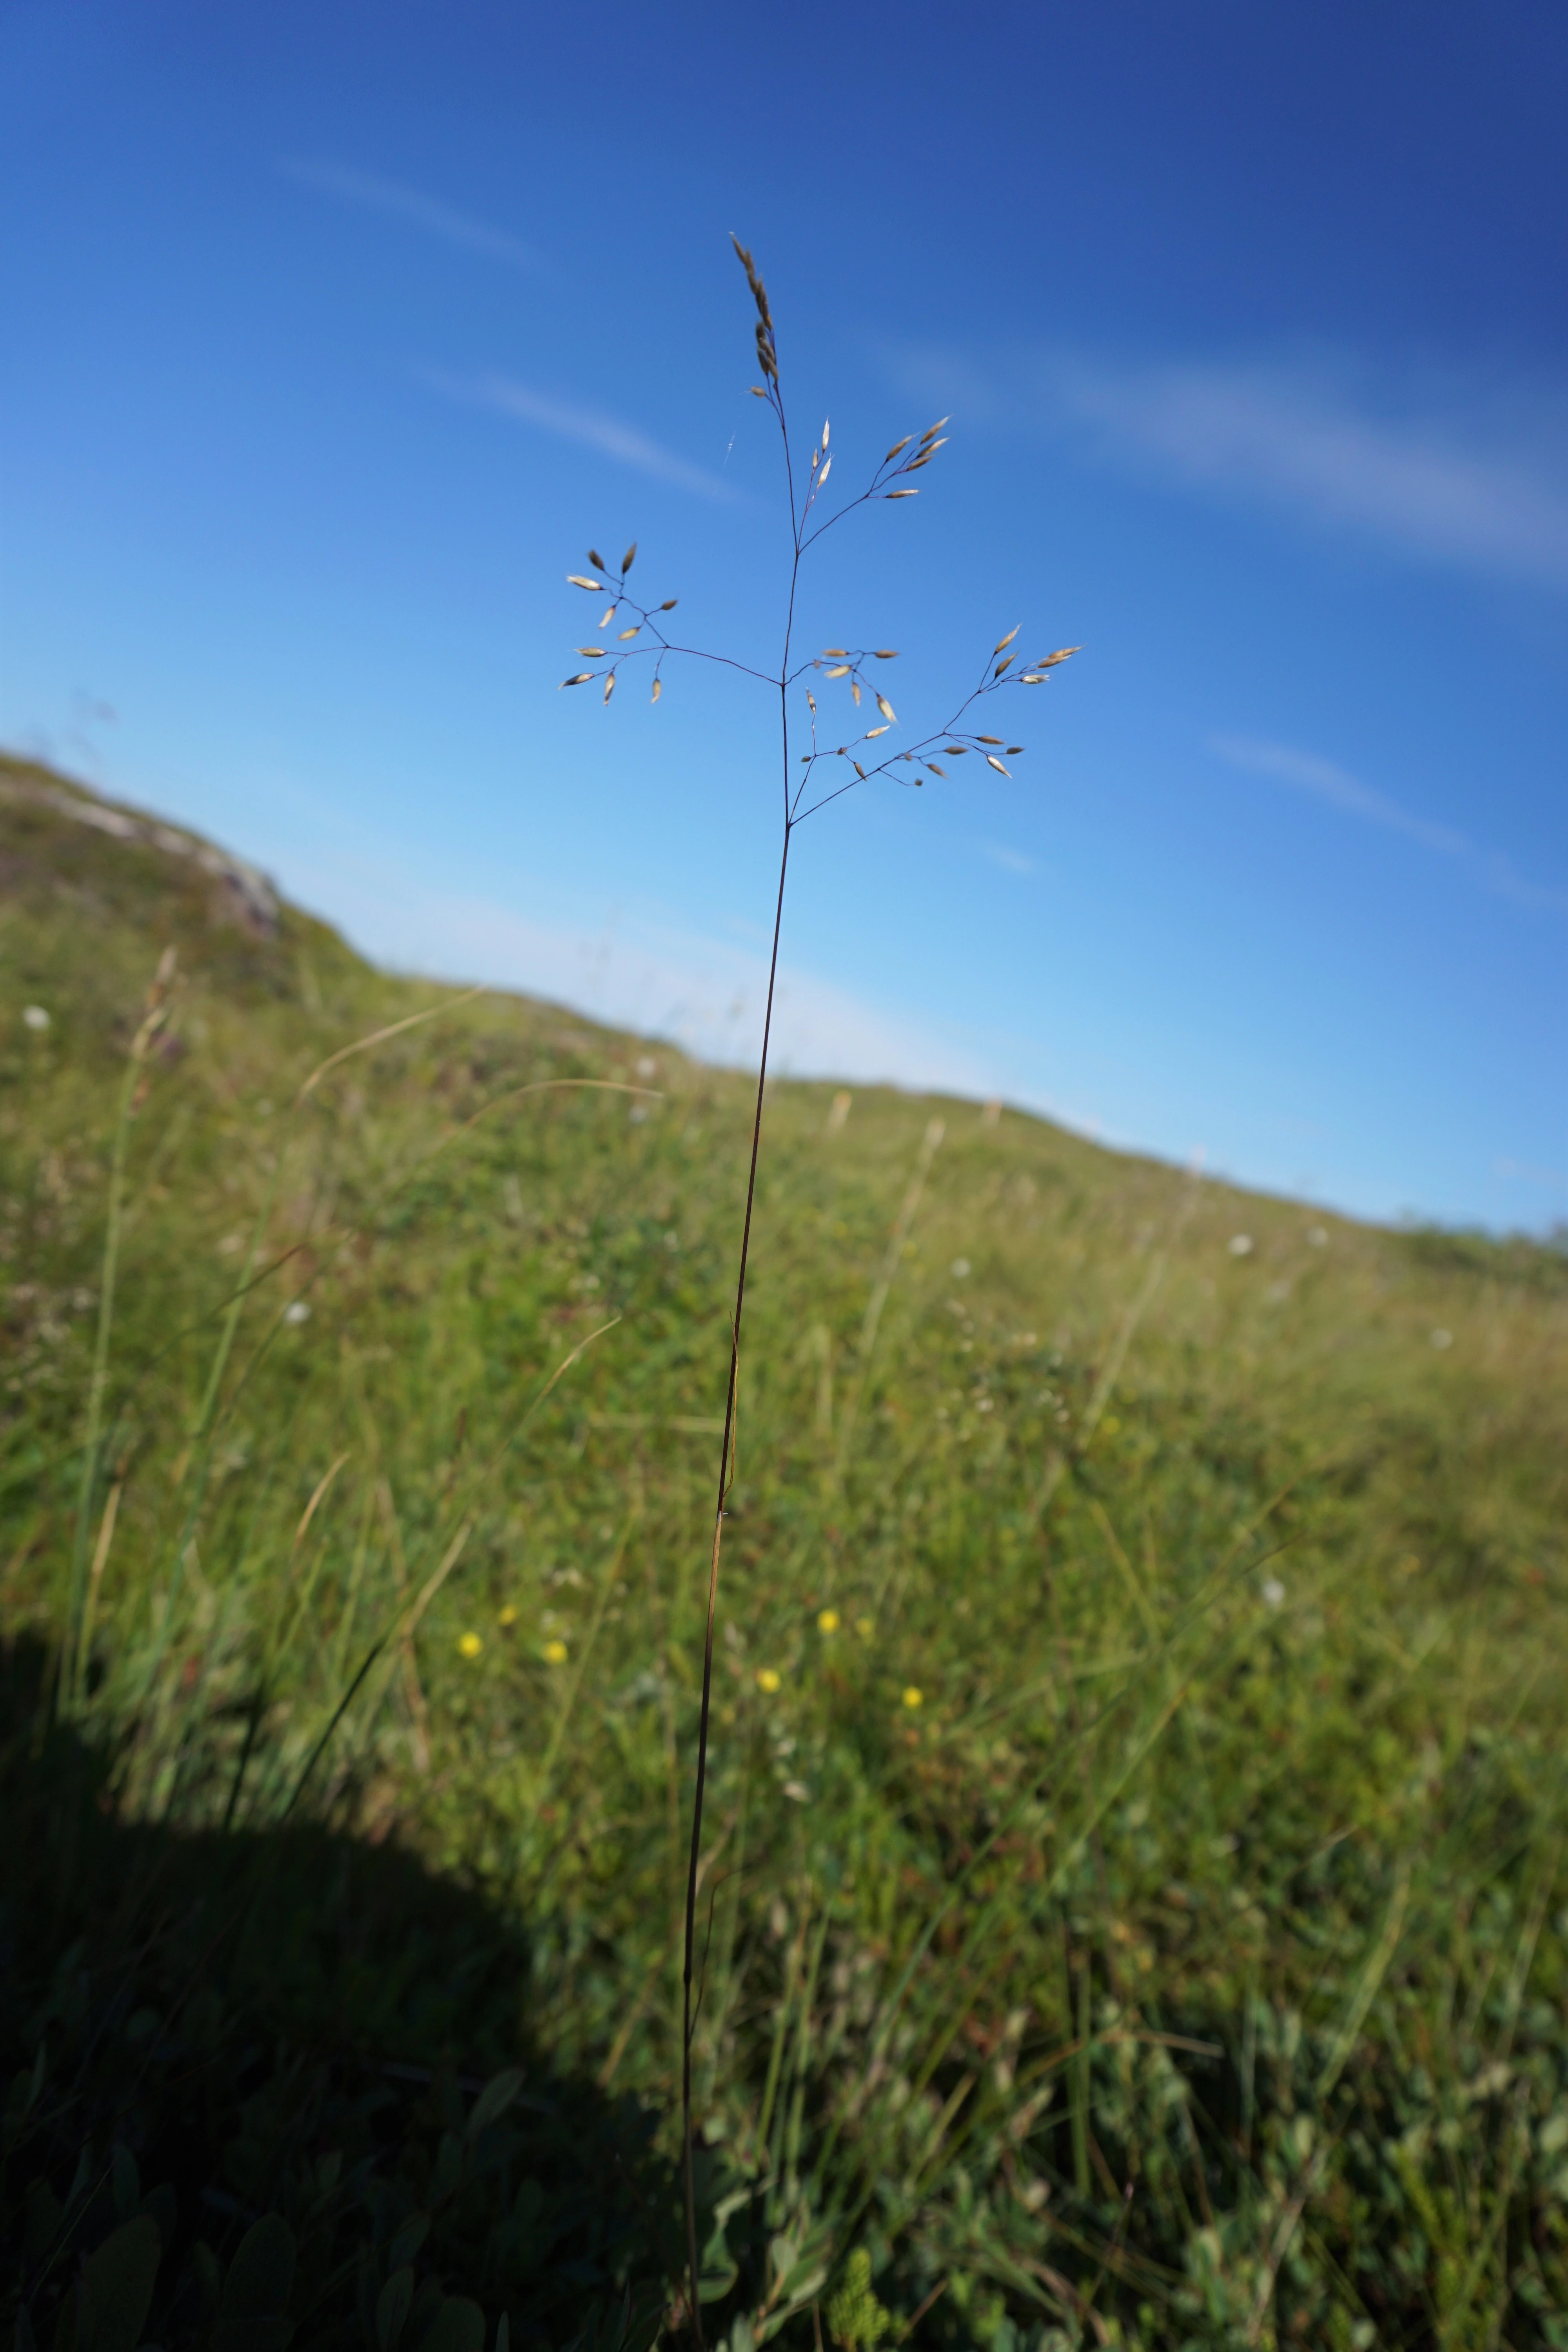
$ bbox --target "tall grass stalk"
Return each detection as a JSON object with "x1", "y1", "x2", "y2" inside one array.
[
  {"x1": 555, "y1": 236, "x2": 1079, "y2": 2338},
  {"x1": 833, "y1": 1113, "x2": 945, "y2": 1482},
  {"x1": 65, "y1": 947, "x2": 176, "y2": 1711}
]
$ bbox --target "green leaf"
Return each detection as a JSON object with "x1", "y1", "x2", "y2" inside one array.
[
  {"x1": 465, "y1": 2066, "x2": 525, "y2": 2143},
  {"x1": 25, "y1": 2178, "x2": 61, "y2": 2270},
  {"x1": 377, "y1": 2269, "x2": 415, "y2": 2352},
  {"x1": 388, "y1": 2213, "x2": 431, "y2": 2272},
  {"x1": 215, "y1": 2213, "x2": 296, "y2": 2352},
  {"x1": 432, "y1": 2130, "x2": 464, "y2": 2200},
  {"x1": 6, "y1": 2042, "x2": 46, "y2": 2136},
  {"x1": 412, "y1": 2298, "x2": 486, "y2": 2352},
  {"x1": 74, "y1": 2216, "x2": 161, "y2": 2352},
  {"x1": 139, "y1": 2183, "x2": 177, "y2": 2250}
]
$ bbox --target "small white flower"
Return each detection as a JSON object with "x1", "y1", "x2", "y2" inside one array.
[
  {"x1": 629, "y1": 1103, "x2": 650, "y2": 1124},
  {"x1": 1429, "y1": 1327, "x2": 1453, "y2": 1350},
  {"x1": 1228, "y1": 1234, "x2": 1254, "y2": 1257},
  {"x1": 22, "y1": 1005, "x2": 50, "y2": 1032},
  {"x1": 951, "y1": 1257, "x2": 971, "y2": 1279},
  {"x1": 635, "y1": 1055, "x2": 657, "y2": 1078},
  {"x1": 1306, "y1": 1225, "x2": 1328, "y2": 1248},
  {"x1": 1262, "y1": 1577, "x2": 1286, "y2": 1608},
  {"x1": 284, "y1": 1300, "x2": 311, "y2": 1325}
]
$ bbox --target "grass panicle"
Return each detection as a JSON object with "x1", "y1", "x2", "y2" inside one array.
[{"x1": 556, "y1": 242, "x2": 1080, "y2": 2342}]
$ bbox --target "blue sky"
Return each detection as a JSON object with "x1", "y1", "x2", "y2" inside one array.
[{"x1": 3, "y1": 0, "x2": 1565, "y2": 1229}]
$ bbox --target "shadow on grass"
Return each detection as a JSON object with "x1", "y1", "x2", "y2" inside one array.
[{"x1": 0, "y1": 1636, "x2": 678, "y2": 2350}]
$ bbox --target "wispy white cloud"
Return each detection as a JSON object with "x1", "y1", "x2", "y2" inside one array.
[
  {"x1": 893, "y1": 339, "x2": 1568, "y2": 587},
  {"x1": 426, "y1": 371, "x2": 743, "y2": 504},
  {"x1": 1485, "y1": 854, "x2": 1568, "y2": 916},
  {"x1": 1208, "y1": 733, "x2": 1470, "y2": 857},
  {"x1": 284, "y1": 850, "x2": 996, "y2": 1094},
  {"x1": 981, "y1": 840, "x2": 1037, "y2": 876},
  {"x1": 1044, "y1": 352, "x2": 1568, "y2": 585},
  {"x1": 1495, "y1": 1155, "x2": 1567, "y2": 1190},
  {"x1": 1209, "y1": 732, "x2": 1568, "y2": 915},
  {"x1": 279, "y1": 156, "x2": 540, "y2": 270}
]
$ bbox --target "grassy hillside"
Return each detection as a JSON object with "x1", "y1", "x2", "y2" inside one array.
[{"x1": 3, "y1": 749, "x2": 1567, "y2": 2349}]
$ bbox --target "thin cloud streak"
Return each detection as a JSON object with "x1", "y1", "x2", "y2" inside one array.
[
  {"x1": 283, "y1": 855, "x2": 997, "y2": 1094},
  {"x1": 1046, "y1": 353, "x2": 1568, "y2": 586},
  {"x1": 1486, "y1": 855, "x2": 1568, "y2": 917},
  {"x1": 1208, "y1": 733, "x2": 1470, "y2": 857},
  {"x1": 893, "y1": 339, "x2": 1568, "y2": 586},
  {"x1": 279, "y1": 157, "x2": 541, "y2": 270},
  {"x1": 429, "y1": 371, "x2": 744, "y2": 504},
  {"x1": 1209, "y1": 733, "x2": 1568, "y2": 915},
  {"x1": 982, "y1": 840, "x2": 1037, "y2": 876}
]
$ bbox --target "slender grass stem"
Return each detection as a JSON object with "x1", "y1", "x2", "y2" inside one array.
[
  {"x1": 66, "y1": 954, "x2": 174, "y2": 1711},
  {"x1": 682, "y1": 810, "x2": 791, "y2": 2341}
]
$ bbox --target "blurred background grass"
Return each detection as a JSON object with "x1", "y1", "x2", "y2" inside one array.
[{"x1": 4, "y1": 749, "x2": 1567, "y2": 2348}]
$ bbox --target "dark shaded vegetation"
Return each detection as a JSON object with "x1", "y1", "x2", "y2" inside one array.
[{"x1": 1, "y1": 1635, "x2": 676, "y2": 2349}]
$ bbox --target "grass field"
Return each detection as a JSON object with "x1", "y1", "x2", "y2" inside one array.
[{"x1": 4, "y1": 748, "x2": 1567, "y2": 2350}]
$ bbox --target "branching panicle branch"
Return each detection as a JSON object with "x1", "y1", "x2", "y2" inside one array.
[{"x1": 555, "y1": 237, "x2": 1077, "y2": 2345}]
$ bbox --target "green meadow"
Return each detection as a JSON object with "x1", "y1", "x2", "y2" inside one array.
[{"x1": 4, "y1": 747, "x2": 1567, "y2": 2350}]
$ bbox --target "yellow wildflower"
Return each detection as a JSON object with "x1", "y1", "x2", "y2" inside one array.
[
  {"x1": 817, "y1": 1608, "x2": 840, "y2": 1634},
  {"x1": 457, "y1": 1632, "x2": 482, "y2": 1661},
  {"x1": 498, "y1": 1603, "x2": 518, "y2": 1626},
  {"x1": 543, "y1": 1639, "x2": 568, "y2": 1666},
  {"x1": 901, "y1": 1686, "x2": 924, "y2": 1710},
  {"x1": 755, "y1": 1666, "x2": 781, "y2": 1694}
]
